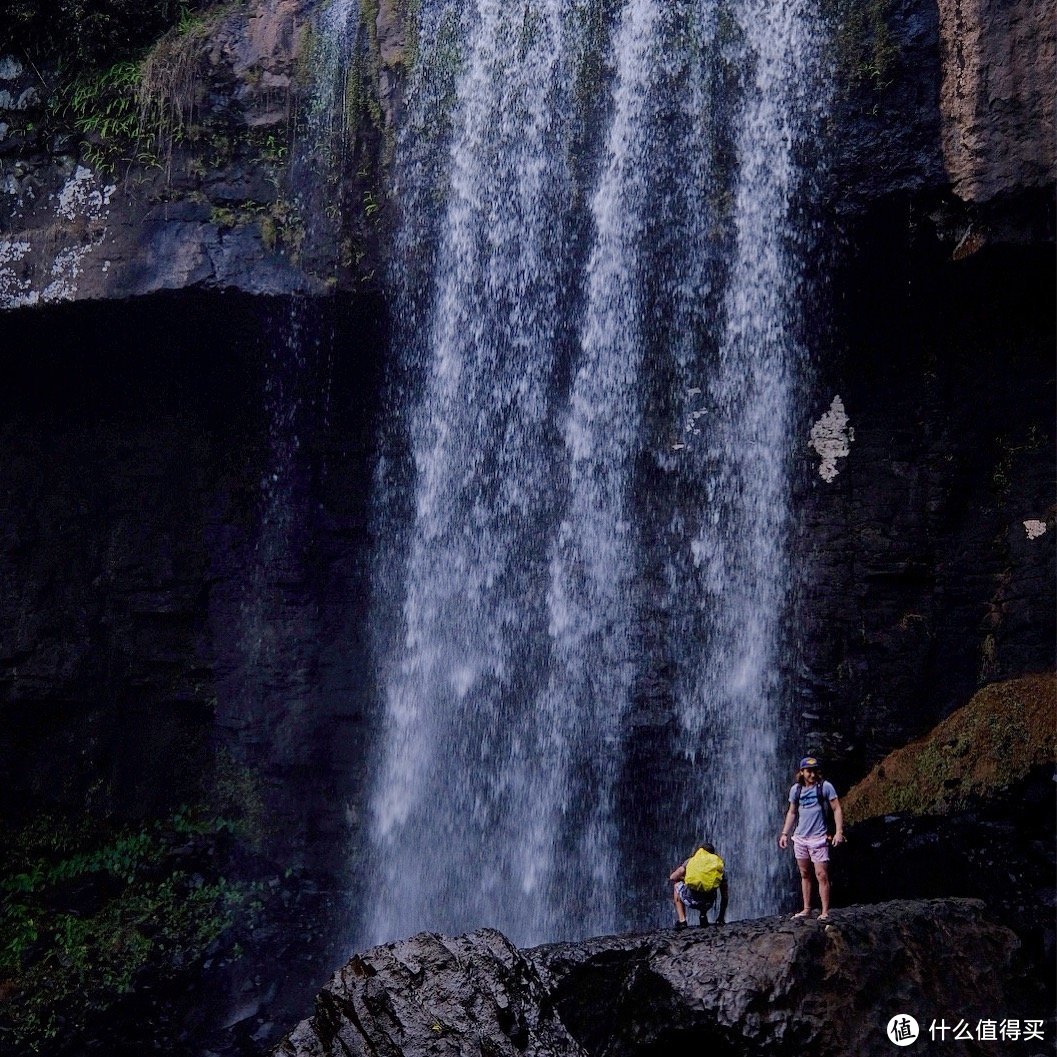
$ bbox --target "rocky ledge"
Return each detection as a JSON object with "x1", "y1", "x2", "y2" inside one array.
[
  {"x1": 2, "y1": 0, "x2": 1053, "y2": 310},
  {"x1": 276, "y1": 899, "x2": 1045, "y2": 1057}
]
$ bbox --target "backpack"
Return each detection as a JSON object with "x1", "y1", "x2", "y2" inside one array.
[
  {"x1": 684, "y1": 847, "x2": 725, "y2": 894},
  {"x1": 793, "y1": 782, "x2": 836, "y2": 837}
]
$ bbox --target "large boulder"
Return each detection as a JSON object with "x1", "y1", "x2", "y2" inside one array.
[
  {"x1": 277, "y1": 900, "x2": 1043, "y2": 1057},
  {"x1": 276, "y1": 927, "x2": 585, "y2": 1057}
]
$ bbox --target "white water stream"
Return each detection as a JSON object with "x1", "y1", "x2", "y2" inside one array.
[{"x1": 360, "y1": 0, "x2": 826, "y2": 945}]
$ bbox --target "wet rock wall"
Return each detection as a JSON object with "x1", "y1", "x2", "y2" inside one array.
[{"x1": 0, "y1": 290, "x2": 386, "y2": 877}]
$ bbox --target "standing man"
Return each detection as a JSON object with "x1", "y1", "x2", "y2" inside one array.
[
  {"x1": 778, "y1": 755, "x2": 845, "y2": 921},
  {"x1": 670, "y1": 841, "x2": 730, "y2": 928}
]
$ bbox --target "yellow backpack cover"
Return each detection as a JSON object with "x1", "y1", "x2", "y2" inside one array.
[{"x1": 684, "y1": 848, "x2": 724, "y2": 893}]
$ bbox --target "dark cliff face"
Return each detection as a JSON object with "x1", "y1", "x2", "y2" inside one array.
[
  {"x1": 781, "y1": 0, "x2": 1057, "y2": 779},
  {"x1": 792, "y1": 227, "x2": 1055, "y2": 778},
  {"x1": 0, "y1": 290, "x2": 390, "y2": 1053},
  {"x1": 0, "y1": 291, "x2": 387, "y2": 862}
]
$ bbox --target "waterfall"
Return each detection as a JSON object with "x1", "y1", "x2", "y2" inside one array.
[
  {"x1": 664, "y1": 0, "x2": 826, "y2": 919},
  {"x1": 364, "y1": 0, "x2": 826, "y2": 946},
  {"x1": 292, "y1": 0, "x2": 361, "y2": 269}
]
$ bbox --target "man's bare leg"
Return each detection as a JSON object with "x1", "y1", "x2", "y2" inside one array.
[
  {"x1": 672, "y1": 885, "x2": 688, "y2": 924},
  {"x1": 816, "y1": 862, "x2": 831, "y2": 919},
  {"x1": 793, "y1": 858, "x2": 813, "y2": 917}
]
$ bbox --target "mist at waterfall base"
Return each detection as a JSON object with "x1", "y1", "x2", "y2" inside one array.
[{"x1": 360, "y1": 0, "x2": 827, "y2": 949}]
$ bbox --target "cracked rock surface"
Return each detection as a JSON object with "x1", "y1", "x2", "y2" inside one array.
[
  {"x1": 276, "y1": 927, "x2": 585, "y2": 1057},
  {"x1": 278, "y1": 900, "x2": 1035, "y2": 1057}
]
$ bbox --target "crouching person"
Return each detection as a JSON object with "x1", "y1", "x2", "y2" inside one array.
[{"x1": 670, "y1": 842, "x2": 729, "y2": 928}]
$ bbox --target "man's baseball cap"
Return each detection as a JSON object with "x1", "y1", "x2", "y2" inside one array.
[{"x1": 799, "y1": 756, "x2": 820, "y2": 768}]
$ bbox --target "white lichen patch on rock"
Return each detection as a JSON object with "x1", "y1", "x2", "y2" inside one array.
[
  {"x1": 0, "y1": 87, "x2": 39, "y2": 110},
  {"x1": 40, "y1": 245, "x2": 94, "y2": 303},
  {"x1": 56, "y1": 166, "x2": 116, "y2": 222},
  {"x1": 1023, "y1": 520, "x2": 1048, "y2": 540},
  {"x1": 0, "y1": 239, "x2": 36, "y2": 308},
  {"x1": 809, "y1": 396, "x2": 855, "y2": 482},
  {"x1": 1, "y1": 166, "x2": 118, "y2": 308}
]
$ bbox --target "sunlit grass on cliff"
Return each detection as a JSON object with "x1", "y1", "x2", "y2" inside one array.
[{"x1": 842, "y1": 673, "x2": 1056, "y2": 822}]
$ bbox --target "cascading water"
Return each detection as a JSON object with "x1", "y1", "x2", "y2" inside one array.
[
  {"x1": 291, "y1": 0, "x2": 361, "y2": 268},
  {"x1": 364, "y1": 0, "x2": 826, "y2": 946},
  {"x1": 367, "y1": 0, "x2": 577, "y2": 945},
  {"x1": 664, "y1": 0, "x2": 828, "y2": 920}
]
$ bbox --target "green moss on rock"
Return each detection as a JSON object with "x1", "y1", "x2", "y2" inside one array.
[
  {"x1": 843, "y1": 673, "x2": 1056, "y2": 823},
  {"x1": 823, "y1": 0, "x2": 900, "y2": 93}
]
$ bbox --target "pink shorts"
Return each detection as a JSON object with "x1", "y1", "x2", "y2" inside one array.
[{"x1": 792, "y1": 834, "x2": 830, "y2": 863}]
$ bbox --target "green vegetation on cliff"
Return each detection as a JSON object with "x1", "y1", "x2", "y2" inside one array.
[
  {"x1": 842, "y1": 674, "x2": 1057, "y2": 823},
  {"x1": 822, "y1": 0, "x2": 900, "y2": 92},
  {"x1": 4, "y1": 2, "x2": 245, "y2": 174},
  {"x1": 0, "y1": 751, "x2": 267, "y2": 1053}
]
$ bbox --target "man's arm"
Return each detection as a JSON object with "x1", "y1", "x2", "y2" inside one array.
[
  {"x1": 830, "y1": 796, "x2": 845, "y2": 846},
  {"x1": 777, "y1": 803, "x2": 797, "y2": 848},
  {"x1": 669, "y1": 861, "x2": 687, "y2": 882}
]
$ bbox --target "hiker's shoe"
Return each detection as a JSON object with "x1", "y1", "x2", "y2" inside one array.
[{"x1": 674, "y1": 920, "x2": 688, "y2": 930}]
